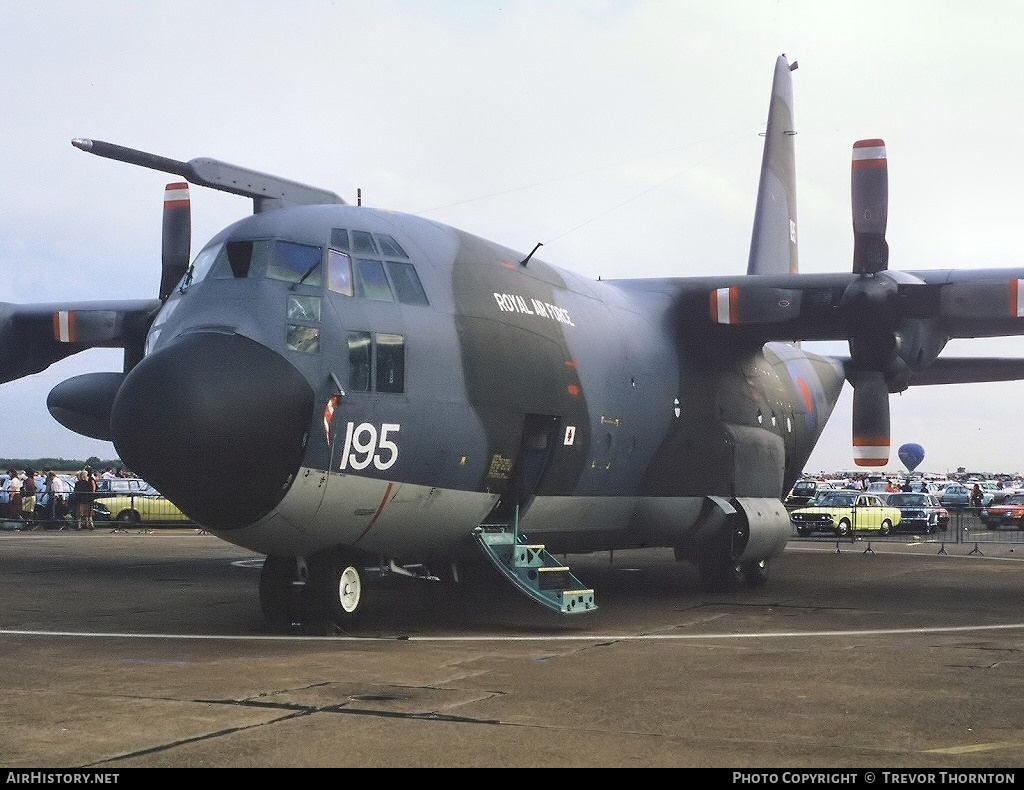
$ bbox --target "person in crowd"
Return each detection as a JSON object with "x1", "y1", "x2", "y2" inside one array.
[
  {"x1": 901, "y1": 479, "x2": 913, "y2": 492},
  {"x1": 970, "y1": 483, "x2": 984, "y2": 508},
  {"x1": 3, "y1": 468, "x2": 23, "y2": 520},
  {"x1": 73, "y1": 469, "x2": 96, "y2": 530},
  {"x1": 44, "y1": 470, "x2": 69, "y2": 526},
  {"x1": 20, "y1": 468, "x2": 38, "y2": 524},
  {"x1": 102, "y1": 467, "x2": 116, "y2": 480}
]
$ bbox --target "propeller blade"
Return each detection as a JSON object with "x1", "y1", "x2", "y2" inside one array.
[
  {"x1": 852, "y1": 370, "x2": 890, "y2": 467},
  {"x1": 160, "y1": 181, "x2": 191, "y2": 300},
  {"x1": 851, "y1": 139, "x2": 888, "y2": 275}
]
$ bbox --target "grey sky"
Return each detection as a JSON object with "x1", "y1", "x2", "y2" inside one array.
[{"x1": 2, "y1": 0, "x2": 1022, "y2": 475}]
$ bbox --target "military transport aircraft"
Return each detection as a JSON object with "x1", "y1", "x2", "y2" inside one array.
[{"x1": 3, "y1": 54, "x2": 1024, "y2": 630}]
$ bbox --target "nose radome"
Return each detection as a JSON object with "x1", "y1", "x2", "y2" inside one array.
[{"x1": 111, "y1": 331, "x2": 314, "y2": 529}]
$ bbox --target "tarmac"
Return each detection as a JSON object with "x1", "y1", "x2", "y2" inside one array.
[{"x1": 2, "y1": 528, "x2": 1024, "y2": 769}]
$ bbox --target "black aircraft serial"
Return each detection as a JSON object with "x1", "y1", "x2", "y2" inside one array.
[{"x1": 4, "y1": 55, "x2": 1024, "y2": 629}]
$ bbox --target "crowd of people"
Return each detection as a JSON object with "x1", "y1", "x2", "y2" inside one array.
[{"x1": 0, "y1": 465, "x2": 130, "y2": 530}]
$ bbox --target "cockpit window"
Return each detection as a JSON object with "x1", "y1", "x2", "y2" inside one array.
[
  {"x1": 266, "y1": 240, "x2": 323, "y2": 286},
  {"x1": 178, "y1": 243, "x2": 224, "y2": 292},
  {"x1": 355, "y1": 259, "x2": 395, "y2": 301},
  {"x1": 188, "y1": 233, "x2": 427, "y2": 307},
  {"x1": 386, "y1": 261, "x2": 428, "y2": 304},
  {"x1": 330, "y1": 228, "x2": 350, "y2": 252},
  {"x1": 376, "y1": 234, "x2": 408, "y2": 259},
  {"x1": 209, "y1": 239, "x2": 270, "y2": 279},
  {"x1": 328, "y1": 249, "x2": 353, "y2": 296},
  {"x1": 351, "y1": 230, "x2": 378, "y2": 256}
]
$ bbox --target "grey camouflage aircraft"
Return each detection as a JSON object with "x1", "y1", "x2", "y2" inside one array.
[{"x1": 3, "y1": 54, "x2": 1024, "y2": 629}]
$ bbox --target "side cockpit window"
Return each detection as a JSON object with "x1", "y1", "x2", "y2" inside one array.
[
  {"x1": 328, "y1": 249, "x2": 354, "y2": 296},
  {"x1": 177, "y1": 242, "x2": 224, "y2": 291},
  {"x1": 386, "y1": 261, "x2": 429, "y2": 305}
]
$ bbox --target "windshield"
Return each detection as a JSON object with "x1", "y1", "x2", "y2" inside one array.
[
  {"x1": 887, "y1": 494, "x2": 927, "y2": 506},
  {"x1": 816, "y1": 493, "x2": 857, "y2": 508}
]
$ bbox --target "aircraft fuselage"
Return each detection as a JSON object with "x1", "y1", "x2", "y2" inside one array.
[{"x1": 116, "y1": 204, "x2": 845, "y2": 564}]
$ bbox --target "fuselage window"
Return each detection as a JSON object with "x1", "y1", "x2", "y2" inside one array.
[
  {"x1": 385, "y1": 261, "x2": 429, "y2": 305},
  {"x1": 286, "y1": 324, "x2": 320, "y2": 354},
  {"x1": 348, "y1": 331, "x2": 372, "y2": 392},
  {"x1": 287, "y1": 295, "x2": 321, "y2": 322},
  {"x1": 267, "y1": 240, "x2": 322, "y2": 286},
  {"x1": 375, "y1": 333, "x2": 405, "y2": 393},
  {"x1": 328, "y1": 249, "x2": 354, "y2": 296},
  {"x1": 355, "y1": 259, "x2": 395, "y2": 301}
]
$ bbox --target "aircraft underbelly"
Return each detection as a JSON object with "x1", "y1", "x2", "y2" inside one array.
[
  {"x1": 522, "y1": 494, "x2": 706, "y2": 545},
  {"x1": 216, "y1": 469, "x2": 497, "y2": 557}
]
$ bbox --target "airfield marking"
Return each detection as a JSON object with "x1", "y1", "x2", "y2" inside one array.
[
  {"x1": 3, "y1": 622, "x2": 1024, "y2": 643},
  {"x1": 924, "y1": 741, "x2": 1024, "y2": 755}
]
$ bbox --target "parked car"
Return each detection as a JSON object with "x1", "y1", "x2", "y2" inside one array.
[
  {"x1": 784, "y1": 479, "x2": 834, "y2": 509},
  {"x1": 789, "y1": 491, "x2": 902, "y2": 537},
  {"x1": 939, "y1": 483, "x2": 971, "y2": 509},
  {"x1": 95, "y1": 478, "x2": 152, "y2": 496},
  {"x1": 881, "y1": 492, "x2": 950, "y2": 534},
  {"x1": 979, "y1": 493, "x2": 1024, "y2": 530},
  {"x1": 92, "y1": 480, "x2": 191, "y2": 525}
]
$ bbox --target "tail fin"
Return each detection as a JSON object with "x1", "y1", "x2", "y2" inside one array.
[{"x1": 747, "y1": 55, "x2": 799, "y2": 275}]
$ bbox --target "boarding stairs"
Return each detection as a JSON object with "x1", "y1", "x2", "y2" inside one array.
[{"x1": 474, "y1": 507, "x2": 596, "y2": 615}]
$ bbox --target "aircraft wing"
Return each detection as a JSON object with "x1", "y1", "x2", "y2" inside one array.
[
  {"x1": 0, "y1": 299, "x2": 161, "y2": 384},
  {"x1": 905, "y1": 357, "x2": 1024, "y2": 386},
  {"x1": 662, "y1": 268, "x2": 1024, "y2": 345}
]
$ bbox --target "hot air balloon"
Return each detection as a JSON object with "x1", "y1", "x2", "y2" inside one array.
[{"x1": 898, "y1": 442, "x2": 925, "y2": 473}]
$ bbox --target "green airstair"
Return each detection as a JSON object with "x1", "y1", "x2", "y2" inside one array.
[{"x1": 474, "y1": 508, "x2": 596, "y2": 615}]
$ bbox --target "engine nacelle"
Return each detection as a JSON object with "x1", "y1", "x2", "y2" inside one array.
[
  {"x1": 47, "y1": 371, "x2": 125, "y2": 441},
  {"x1": 731, "y1": 497, "x2": 791, "y2": 562},
  {"x1": 674, "y1": 495, "x2": 790, "y2": 565}
]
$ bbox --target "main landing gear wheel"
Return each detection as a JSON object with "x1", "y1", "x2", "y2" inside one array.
[
  {"x1": 741, "y1": 558, "x2": 770, "y2": 588},
  {"x1": 697, "y1": 552, "x2": 771, "y2": 593},
  {"x1": 259, "y1": 555, "x2": 307, "y2": 631}
]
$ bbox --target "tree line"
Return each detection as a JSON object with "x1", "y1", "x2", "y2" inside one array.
[{"x1": 0, "y1": 457, "x2": 122, "y2": 472}]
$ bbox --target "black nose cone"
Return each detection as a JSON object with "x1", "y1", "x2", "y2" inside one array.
[{"x1": 111, "y1": 332, "x2": 314, "y2": 529}]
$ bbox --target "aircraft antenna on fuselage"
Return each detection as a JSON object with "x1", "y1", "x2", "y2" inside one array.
[{"x1": 746, "y1": 55, "x2": 799, "y2": 276}]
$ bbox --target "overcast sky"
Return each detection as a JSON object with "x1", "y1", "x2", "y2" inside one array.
[{"x1": 2, "y1": 0, "x2": 1023, "y2": 476}]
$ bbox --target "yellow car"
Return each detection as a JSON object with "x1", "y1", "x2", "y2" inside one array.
[
  {"x1": 93, "y1": 478, "x2": 192, "y2": 526},
  {"x1": 789, "y1": 491, "x2": 902, "y2": 537}
]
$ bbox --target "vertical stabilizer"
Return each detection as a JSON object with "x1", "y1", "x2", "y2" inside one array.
[{"x1": 747, "y1": 55, "x2": 799, "y2": 275}]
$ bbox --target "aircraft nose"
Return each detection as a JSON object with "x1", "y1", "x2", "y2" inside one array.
[{"x1": 111, "y1": 332, "x2": 314, "y2": 529}]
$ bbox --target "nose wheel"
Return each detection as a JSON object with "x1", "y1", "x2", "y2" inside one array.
[
  {"x1": 335, "y1": 563, "x2": 363, "y2": 615},
  {"x1": 259, "y1": 548, "x2": 372, "y2": 631}
]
